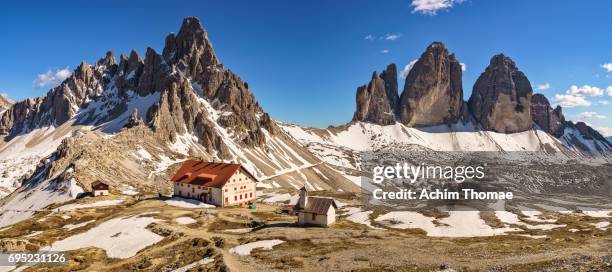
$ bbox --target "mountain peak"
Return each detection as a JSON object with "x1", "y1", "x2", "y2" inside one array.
[
  {"x1": 353, "y1": 64, "x2": 398, "y2": 125},
  {"x1": 399, "y1": 41, "x2": 463, "y2": 127},
  {"x1": 163, "y1": 16, "x2": 218, "y2": 68},
  {"x1": 489, "y1": 54, "x2": 516, "y2": 69},
  {"x1": 469, "y1": 53, "x2": 532, "y2": 133},
  {"x1": 178, "y1": 17, "x2": 205, "y2": 36},
  {"x1": 96, "y1": 51, "x2": 116, "y2": 67},
  {"x1": 427, "y1": 41, "x2": 447, "y2": 50}
]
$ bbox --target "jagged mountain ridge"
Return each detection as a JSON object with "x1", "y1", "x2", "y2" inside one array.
[
  {"x1": 0, "y1": 18, "x2": 275, "y2": 151},
  {"x1": 0, "y1": 17, "x2": 361, "y2": 227},
  {"x1": 352, "y1": 42, "x2": 612, "y2": 156},
  {"x1": 0, "y1": 17, "x2": 357, "y2": 187}
]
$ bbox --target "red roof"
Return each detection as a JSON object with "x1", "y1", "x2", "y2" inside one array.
[{"x1": 170, "y1": 160, "x2": 254, "y2": 188}]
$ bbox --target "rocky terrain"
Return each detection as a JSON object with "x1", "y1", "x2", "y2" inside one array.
[
  {"x1": 0, "y1": 188, "x2": 609, "y2": 271},
  {"x1": 0, "y1": 16, "x2": 610, "y2": 272},
  {"x1": 0, "y1": 17, "x2": 359, "y2": 229},
  {"x1": 351, "y1": 42, "x2": 610, "y2": 156}
]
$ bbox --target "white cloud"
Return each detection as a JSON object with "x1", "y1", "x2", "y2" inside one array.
[
  {"x1": 565, "y1": 85, "x2": 604, "y2": 97},
  {"x1": 411, "y1": 0, "x2": 465, "y2": 15},
  {"x1": 601, "y1": 63, "x2": 612, "y2": 72},
  {"x1": 33, "y1": 67, "x2": 72, "y2": 89},
  {"x1": 383, "y1": 33, "x2": 402, "y2": 41},
  {"x1": 381, "y1": 49, "x2": 390, "y2": 54},
  {"x1": 459, "y1": 63, "x2": 466, "y2": 72},
  {"x1": 608, "y1": 86, "x2": 612, "y2": 96},
  {"x1": 576, "y1": 111, "x2": 607, "y2": 120},
  {"x1": 536, "y1": 83, "x2": 550, "y2": 91},
  {"x1": 400, "y1": 59, "x2": 419, "y2": 79},
  {"x1": 364, "y1": 34, "x2": 374, "y2": 41},
  {"x1": 554, "y1": 94, "x2": 591, "y2": 107},
  {"x1": 599, "y1": 100, "x2": 611, "y2": 105}
]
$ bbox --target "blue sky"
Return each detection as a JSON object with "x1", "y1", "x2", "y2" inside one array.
[{"x1": 1, "y1": 0, "x2": 611, "y2": 134}]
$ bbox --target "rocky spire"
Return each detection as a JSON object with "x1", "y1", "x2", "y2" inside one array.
[
  {"x1": 116, "y1": 50, "x2": 145, "y2": 96},
  {"x1": 162, "y1": 17, "x2": 219, "y2": 75},
  {"x1": 123, "y1": 109, "x2": 143, "y2": 129},
  {"x1": 398, "y1": 42, "x2": 464, "y2": 127},
  {"x1": 381, "y1": 64, "x2": 400, "y2": 114},
  {"x1": 352, "y1": 65, "x2": 398, "y2": 125},
  {"x1": 96, "y1": 51, "x2": 117, "y2": 67},
  {"x1": 136, "y1": 47, "x2": 169, "y2": 96},
  {"x1": 531, "y1": 94, "x2": 565, "y2": 137},
  {"x1": 468, "y1": 54, "x2": 533, "y2": 133},
  {"x1": 127, "y1": 50, "x2": 144, "y2": 73}
]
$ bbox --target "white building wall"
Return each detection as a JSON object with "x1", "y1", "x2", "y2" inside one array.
[
  {"x1": 173, "y1": 182, "x2": 211, "y2": 199},
  {"x1": 220, "y1": 169, "x2": 256, "y2": 207},
  {"x1": 172, "y1": 168, "x2": 256, "y2": 207},
  {"x1": 325, "y1": 206, "x2": 336, "y2": 225},
  {"x1": 93, "y1": 189, "x2": 109, "y2": 196},
  {"x1": 298, "y1": 206, "x2": 336, "y2": 226}
]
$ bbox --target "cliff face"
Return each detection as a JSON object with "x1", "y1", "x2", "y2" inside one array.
[
  {"x1": 531, "y1": 94, "x2": 565, "y2": 137},
  {"x1": 157, "y1": 17, "x2": 277, "y2": 147},
  {"x1": 399, "y1": 42, "x2": 464, "y2": 127},
  {"x1": 353, "y1": 42, "x2": 464, "y2": 127},
  {"x1": 468, "y1": 54, "x2": 533, "y2": 133},
  {"x1": 352, "y1": 64, "x2": 398, "y2": 125}
]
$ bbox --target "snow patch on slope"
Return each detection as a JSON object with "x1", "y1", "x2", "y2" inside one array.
[{"x1": 281, "y1": 122, "x2": 563, "y2": 153}]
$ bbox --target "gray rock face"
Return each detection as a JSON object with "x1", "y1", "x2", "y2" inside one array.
[
  {"x1": 468, "y1": 54, "x2": 533, "y2": 133},
  {"x1": 563, "y1": 121, "x2": 612, "y2": 152},
  {"x1": 116, "y1": 50, "x2": 144, "y2": 96},
  {"x1": 531, "y1": 94, "x2": 565, "y2": 137},
  {"x1": 136, "y1": 47, "x2": 169, "y2": 96},
  {"x1": 352, "y1": 65, "x2": 399, "y2": 125},
  {"x1": 158, "y1": 17, "x2": 278, "y2": 146},
  {"x1": 147, "y1": 76, "x2": 231, "y2": 158},
  {"x1": 399, "y1": 42, "x2": 464, "y2": 127},
  {"x1": 0, "y1": 59, "x2": 112, "y2": 139}
]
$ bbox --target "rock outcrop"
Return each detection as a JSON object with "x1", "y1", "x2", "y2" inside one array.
[
  {"x1": 468, "y1": 54, "x2": 533, "y2": 133},
  {"x1": 123, "y1": 109, "x2": 143, "y2": 129},
  {"x1": 531, "y1": 94, "x2": 565, "y2": 137},
  {"x1": 399, "y1": 42, "x2": 464, "y2": 127},
  {"x1": 116, "y1": 50, "x2": 144, "y2": 96},
  {"x1": 352, "y1": 65, "x2": 398, "y2": 125}
]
